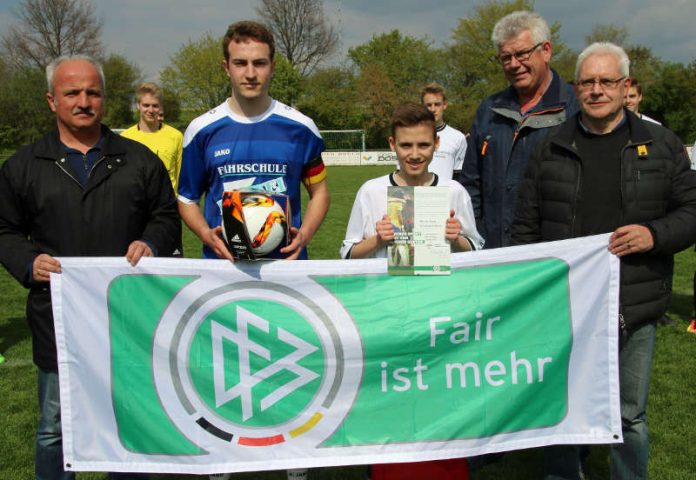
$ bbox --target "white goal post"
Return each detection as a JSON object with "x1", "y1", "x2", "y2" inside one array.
[{"x1": 320, "y1": 129, "x2": 366, "y2": 152}]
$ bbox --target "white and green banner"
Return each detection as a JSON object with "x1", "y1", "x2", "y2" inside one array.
[{"x1": 51, "y1": 234, "x2": 622, "y2": 474}]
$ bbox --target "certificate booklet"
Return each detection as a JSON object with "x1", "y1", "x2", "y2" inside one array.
[{"x1": 387, "y1": 186, "x2": 451, "y2": 275}]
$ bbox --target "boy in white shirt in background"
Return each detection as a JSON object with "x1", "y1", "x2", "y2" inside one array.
[{"x1": 421, "y1": 82, "x2": 468, "y2": 180}]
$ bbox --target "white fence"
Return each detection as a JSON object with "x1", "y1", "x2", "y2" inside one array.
[
  {"x1": 324, "y1": 147, "x2": 696, "y2": 169},
  {"x1": 322, "y1": 151, "x2": 397, "y2": 166}
]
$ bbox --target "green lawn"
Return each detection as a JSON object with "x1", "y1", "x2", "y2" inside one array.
[{"x1": 1, "y1": 165, "x2": 695, "y2": 479}]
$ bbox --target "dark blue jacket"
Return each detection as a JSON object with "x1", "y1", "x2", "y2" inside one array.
[{"x1": 458, "y1": 69, "x2": 579, "y2": 248}]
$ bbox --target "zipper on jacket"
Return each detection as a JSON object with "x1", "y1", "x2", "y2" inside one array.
[
  {"x1": 88, "y1": 155, "x2": 107, "y2": 180},
  {"x1": 619, "y1": 139, "x2": 652, "y2": 222},
  {"x1": 571, "y1": 159, "x2": 582, "y2": 235},
  {"x1": 55, "y1": 158, "x2": 84, "y2": 188},
  {"x1": 55, "y1": 155, "x2": 108, "y2": 188}
]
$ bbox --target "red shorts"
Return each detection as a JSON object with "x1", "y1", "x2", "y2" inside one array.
[{"x1": 371, "y1": 458, "x2": 469, "y2": 480}]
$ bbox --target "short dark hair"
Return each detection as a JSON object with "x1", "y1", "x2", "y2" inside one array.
[
  {"x1": 420, "y1": 82, "x2": 447, "y2": 102},
  {"x1": 223, "y1": 21, "x2": 275, "y2": 61},
  {"x1": 628, "y1": 77, "x2": 643, "y2": 95},
  {"x1": 390, "y1": 102, "x2": 436, "y2": 138}
]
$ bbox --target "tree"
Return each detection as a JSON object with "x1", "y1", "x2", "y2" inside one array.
[
  {"x1": 346, "y1": 30, "x2": 442, "y2": 146},
  {"x1": 297, "y1": 66, "x2": 362, "y2": 130},
  {"x1": 269, "y1": 54, "x2": 302, "y2": 106},
  {"x1": 585, "y1": 24, "x2": 629, "y2": 46},
  {"x1": 0, "y1": 56, "x2": 12, "y2": 146},
  {"x1": 355, "y1": 63, "x2": 401, "y2": 148},
  {"x1": 102, "y1": 54, "x2": 142, "y2": 129},
  {"x1": 255, "y1": 0, "x2": 339, "y2": 76},
  {"x1": 626, "y1": 45, "x2": 663, "y2": 84},
  {"x1": 1, "y1": 0, "x2": 103, "y2": 70},
  {"x1": 642, "y1": 61, "x2": 696, "y2": 140},
  {"x1": 160, "y1": 33, "x2": 229, "y2": 115},
  {"x1": 348, "y1": 30, "x2": 440, "y2": 99},
  {"x1": 161, "y1": 88, "x2": 182, "y2": 127},
  {"x1": 0, "y1": 66, "x2": 54, "y2": 148}
]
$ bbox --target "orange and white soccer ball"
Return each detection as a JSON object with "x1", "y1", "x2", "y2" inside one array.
[{"x1": 242, "y1": 194, "x2": 287, "y2": 256}]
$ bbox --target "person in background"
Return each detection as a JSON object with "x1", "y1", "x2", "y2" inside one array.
[
  {"x1": 624, "y1": 77, "x2": 661, "y2": 125},
  {"x1": 121, "y1": 82, "x2": 183, "y2": 193},
  {"x1": 122, "y1": 82, "x2": 184, "y2": 255},
  {"x1": 420, "y1": 82, "x2": 467, "y2": 180}
]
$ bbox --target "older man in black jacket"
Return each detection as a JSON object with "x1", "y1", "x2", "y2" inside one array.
[
  {"x1": 0, "y1": 55, "x2": 179, "y2": 480},
  {"x1": 513, "y1": 42, "x2": 696, "y2": 480}
]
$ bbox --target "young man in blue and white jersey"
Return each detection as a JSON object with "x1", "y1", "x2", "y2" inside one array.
[{"x1": 178, "y1": 20, "x2": 330, "y2": 261}]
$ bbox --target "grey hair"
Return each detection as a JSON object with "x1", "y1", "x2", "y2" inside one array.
[
  {"x1": 46, "y1": 55, "x2": 105, "y2": 94},
  {"x1": 491, "y1": 11, "x2": 551, "y2": 48},
  {"x1": 575, "y1": 42, "x2": 630, "y2": 81}
]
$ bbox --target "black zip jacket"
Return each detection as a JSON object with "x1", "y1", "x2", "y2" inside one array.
[
  {"x1": 512, "y1": 111, "x2": 696, "y2": 331},
  {"x1": 0, "y1": 126, "x2": 181, "y2": 369}
]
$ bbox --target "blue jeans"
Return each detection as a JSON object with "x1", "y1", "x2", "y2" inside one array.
[
  {"x1": 36, "y1": 368, "x2": 73, "y2": 480},
  {"x1": 610, "y1": 321, "x2": 656, "y2": 479},
  {"x1": 544, "y1": 321, "x2": 656, "y2": 480},
  {"x1": 35, "y1": 368, "x2": 149, "y2": 480}
]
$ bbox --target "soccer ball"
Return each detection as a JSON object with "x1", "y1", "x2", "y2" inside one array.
[{"x1": 242, "y1": 194, "x2": 287, "y2": 256}]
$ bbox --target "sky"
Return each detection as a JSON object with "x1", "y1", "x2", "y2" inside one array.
[{"x1": 1, "y1": 0, "x2": 695, "y2": 81}]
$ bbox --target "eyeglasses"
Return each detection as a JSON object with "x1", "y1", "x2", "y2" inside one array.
[
  {"x1": 576, "y1": 77, "x2": 627, "y2": 91},
  {"x1": 496, "y1": 42, "x2": 543, "y2": 65}
]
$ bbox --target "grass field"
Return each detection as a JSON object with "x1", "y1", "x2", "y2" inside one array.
[{"x1": 1, "y1": 165, "x2": 695, "y2": 479}]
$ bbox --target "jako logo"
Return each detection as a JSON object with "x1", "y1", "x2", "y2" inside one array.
[{"x1": 215, "y1": 148, "x2": 231, "y2": 157}]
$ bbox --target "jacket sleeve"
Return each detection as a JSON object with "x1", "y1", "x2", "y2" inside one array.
[
  {"x1": 0, "y1": 155, "x2": 40, "y2": 287},
  {"x1": 457, "y1": 102, "x2": 486, "y2": 222},
  {"x1": 511, "y1": 141, "x2": 544, "y2": 245},
  {"x1": 644, "y1": 132, "x2": 696, "y2": 255},
  {"x1": 139, "y1": 151, "x2": 182, "y2": 257}
]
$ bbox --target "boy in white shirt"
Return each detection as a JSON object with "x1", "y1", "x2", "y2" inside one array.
[
  {"x1": 421, "y1": 82, "x2": 468, "y2": 179},
  {"x1": 341, "y1": 102, "x2": 483, "y2": 259},
  {"x1": 340, "y1": 101, "x2": 481, "y2": 478}
]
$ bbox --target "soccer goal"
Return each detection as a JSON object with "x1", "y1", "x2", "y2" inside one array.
[{"x1": 320, "y1": 129, "x2": 366, "y2": 151}]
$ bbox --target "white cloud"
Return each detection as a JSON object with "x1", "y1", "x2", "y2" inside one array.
[{"x1": 535, "y1": 0, "x2": 696, "y2": 63}]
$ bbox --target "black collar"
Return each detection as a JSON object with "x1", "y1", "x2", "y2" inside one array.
[{"x1": 389, "y1": 171, "x2": 439, "y2": 186}]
